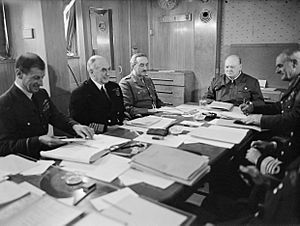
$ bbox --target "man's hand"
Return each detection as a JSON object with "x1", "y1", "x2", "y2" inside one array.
[
  {"x1": 73, "y1": 124, "x2": 94, "y2": 139},
  {"x1": 38, "y1": 135, "x2": 67, "y2": 147},
  {"x1": 239, "y1": 102, "x2": 254, "y2": 115},
  {"x1": 251, "y1": 140, "x2": 276, "y2": 152},
  {"x1": 240, "y1": 114, "x2": 262, "y2": 125},
  {"x1": 246, "y1": 147, "x2": 262, "y2": 164},
  {"x1": 239, "y1": 165, "x2": 264, "y2": 185}
]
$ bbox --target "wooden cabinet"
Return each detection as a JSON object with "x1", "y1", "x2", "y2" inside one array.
[{"x1": 147, "y1": 71, "x2": 195, "y2": 106}]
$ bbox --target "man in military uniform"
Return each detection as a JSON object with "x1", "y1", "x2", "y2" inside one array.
[
  {"x1": 203, "y1": 55, "x2": 264, "y2": 106},
  {"x1": 241, "y1": 50, "x2": 300, "y2": 174},
  {"x1": 0, "y1": 53, "x2": 94, "y2": 159},
  {"x1": 69, "y1": 55, "x2": 125, "y2": 133},
  {"x1": 119, "y1": 53, "x2": 165, "y2": 118}
]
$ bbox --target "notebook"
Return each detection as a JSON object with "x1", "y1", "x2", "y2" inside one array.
[{"x1": 131, "y1": 144, "x2": 210, "y2": 186}]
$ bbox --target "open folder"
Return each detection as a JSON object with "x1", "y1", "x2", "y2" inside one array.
[
  {"x1": 131, "y1": 144, "x2": 210, "y2": 186},
  {"x1": 41, "y1": 135, "x2": 130, "y2": 164}
]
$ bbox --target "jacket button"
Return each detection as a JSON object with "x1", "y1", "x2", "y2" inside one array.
[
  {"x1": 281, "y1": 110, "x2": 284, "y2": 113},
  {"x1": 27, "y1": 122, "x2": 31, "y2": 126},
  {"x1": 278, "y1": 183, "x2": 283, "y2": 190},
  {"x1": 281, "y1": 151, "x2": 284, "y2": 155},
  {"x1": 108, "y1": 119, "x2": 111, "y2": 123},
  {"x1": 290, "y1": 131, "x2": 294, "y2": 137},
  {"x1": 288, "y1": 142, "x2": 292, "y2": 147},
  {"x1": 273, "y1": 188, "x2": 278, "y2": 194}
]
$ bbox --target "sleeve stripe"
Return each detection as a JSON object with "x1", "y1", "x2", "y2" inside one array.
[{"x1": 260, "y1": 156, "x2": 282, "y2": 175}]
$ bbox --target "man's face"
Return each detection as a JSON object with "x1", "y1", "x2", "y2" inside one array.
[
  {"x1": 20, "y1": 67, "x2": 45, "y2": 93},
  {"x1": 90, "y1": 58, "x2": 110, "y2": 84},
  {"x1": 275, "y1": 55, "x2": 295, "y2": 81},
  {"x1": 224, "y1": 57, "x2": 242, "y2": 79},
  {"x1": 133, "y1": 56, "x2": 148, "y2": 76}
]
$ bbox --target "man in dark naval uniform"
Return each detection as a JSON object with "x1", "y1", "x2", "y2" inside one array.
[
  {"x1": 0, "y1": 53, "x2": 94, "y2": 159},
  {"x1": 203, "y1": 55, "x2": 265, "y2": 106},
  {"x1": 69, "y1": 55, "x2": 125, "y2": 133},
  {"x1": 241, "y1": 50, "x2": 300, "y2": 175}
]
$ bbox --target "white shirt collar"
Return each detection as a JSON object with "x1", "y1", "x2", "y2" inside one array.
[
  {"x1": 14, "y1": 81, "x2": 33, "y2": 99},
  {"x1": 91, "y1": 78, "x2": 104, "y2": 91}
]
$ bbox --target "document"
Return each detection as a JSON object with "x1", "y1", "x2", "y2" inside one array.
[
  {"x1": 182, "y1": 134, "x2": 235, "y2": 149},
  {"x1": 189, "y1": 125, "x2": 249, "y2": 144},
  {"x1": 90, "y1": 187, "x2": 138, "y2": 211},
  {"x1": 218, "y1": 106, "x2": 247, "y2": 120},
  {"x1": 125, "y1": 115, "x2": 162, "y2": 128},
  {"x1": 2, "y1": 195, "x2": 83, "y2": 226},
  {"x1": 208, "y1": 101, "x2": 234, "y2": 111},
  {"x1": 211, "y1": 118, "x2": 262, "y2": 132},
  {"x1": 41, "y1": 135, "x2": 130, "y2": 164},
  {"x1": 21, "y1": 160, "x2": 55, "y2": 176},
  {"x1": 0, "y1": 181, "x2": 30, "y2": 205},
  {"x1": 118, "y1": 168, "x2": 174, "y2": 189},
  {"x1": 131, "y1": 144, "x2": 210, "y2": 186},
  {"x1": 101, "y1": 195, "x2": 188, "y2": 226},
  {"x1": 0, "y1": 154, "x2": 38, "y2": 175},
  {"x1": 87, "y1": 154, "x2": 130, "y2": 182}
]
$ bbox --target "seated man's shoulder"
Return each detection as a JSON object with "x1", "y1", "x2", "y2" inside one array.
[
  {"x1": 120, "y1": 74, "x2": 132, "y2": 83},
  {"x1": 241, "y1": 72, "x2": 259, "y2": 82}
]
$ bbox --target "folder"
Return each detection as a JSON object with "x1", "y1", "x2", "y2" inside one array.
[
  {"x1": 41, "y1": 135, "x2": 130, "y2": 164},
  {"x1": 131, "y1": 144, "x2": 210, "y2": 186}
]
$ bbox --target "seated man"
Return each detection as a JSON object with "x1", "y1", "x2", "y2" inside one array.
[
  {"x1": 241, "y1": 50, "x2": 300, "y2": 159},
  {"x1": 203, "y1": 55, "x2": 264, "y2": 106},
  {"x1": 119, "y1": 53, "x2": 165, "y2": 118},
  {"x1": 69, "y1": 55, "x2": 125, "y2": 133},
  {"x1": 0, "y1": 53, "x2": 93, "y2": 159}
]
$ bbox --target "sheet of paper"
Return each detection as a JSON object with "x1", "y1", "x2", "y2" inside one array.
[
  {"x1": 21, "y1": 160, "x2": 55, "y2": 176},
  {"x1": 134, "y1": 134, "x2": 184, "y2": 148},
  {"x1": 90, "y1": 187, "x2": 138, "y2": 211},
  {"x1": 74, "y1": 212, "x2": 123, "y2": 226},
  {"x1": 125, "y1": 115, "x2": 162, "y2": 128},
  {"x1": 0, "y1": 181, "x2": 30, "y2": 205},
  {"x1": 149, "y1": 117, "x2": 176, "y2": 129},
  {"x1": 119, "y1": 168, "x2": 174, "y2": 189},
  {"x1": 3, "y1": 195, "x2": 83, "y2": 226},
  {"x1": 18, "y1": 182, "x2": 45, "y2": 196},
  {"x1": 189, "y1": 125, "x2": 249, "y2": 144},
  {"x1": 101, "y1": 195, "x2": 187, "y2": 226},
  {"x1": 0, "y1": 155, "x2": 38, "y2": 175},
  {"x1": 181, "y1": 134, "x2": 234, "y2": 149},
  {"x1": 87, "y1": 154, "x2": 130, "y2": 182},
  {"x1": 210, "y1": 118, "x2": 262, "y2": 132}
]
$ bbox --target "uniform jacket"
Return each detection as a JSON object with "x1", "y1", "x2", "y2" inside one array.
[
  {"x1": 119, "y1": 72, "x2": 164, "y2": 117},
  {"x1": 0, "y1": 84, "x2": 78, "y2": 158},
  {"x1": 254, "y1": 75, "x2": 300, "y2": 171},
  {"x1": 204, "y1": 72, "x2": 264, "y2": 106},
  {"x1": 69, "y1": 79, "x2": 125, "y2": 128}
]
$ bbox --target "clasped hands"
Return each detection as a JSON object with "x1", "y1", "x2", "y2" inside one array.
[{"x1": 39, "y1": 124, "x2": 94, "y2": 147}]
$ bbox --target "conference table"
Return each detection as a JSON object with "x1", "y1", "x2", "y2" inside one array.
[{"x1": 6, "y1": 107, "x2": 259, "y2": 225}]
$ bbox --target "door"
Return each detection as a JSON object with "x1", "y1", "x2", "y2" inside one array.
[{"x1": 83, "y1": 0, "x2": 130, "y2": 82}]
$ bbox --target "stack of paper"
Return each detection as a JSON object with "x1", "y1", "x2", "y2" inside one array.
[
  {"x1": 131, "y1": 144, "x2": 210, "y2": 186},
  {"x1": 101, "y1": 194, "x2": 188, "y2": 226},
  {"x1": 0, "y1": 155, "x2": 39, "y2": 176},
  {"x1": 189, "y1": 125, "x2": 249, "y2": 145},
  {"x1": 41, "y1": 135, "x2": 130, "y2": 164},
  {"x1": 212, "y1": 119, "x2": 262, "y2": 132},
  {"x1": 208, "y1": 101, "x2": 234, "y2": 111}
]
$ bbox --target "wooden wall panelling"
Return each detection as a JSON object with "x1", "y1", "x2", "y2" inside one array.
[
  {"x1": 41, "y1": 0, "x2": 71, "y2": 115},
  {"x1": 129, "y1": 0, "x2": 149, "y2": 58},
  {"x1": 149, "y1": 0, "x2": 220, "y2": 101},
  {"x1": 0, "y1": 60, "x2": 15, "y2": 95}
]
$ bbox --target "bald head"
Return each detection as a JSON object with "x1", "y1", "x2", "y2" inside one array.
[
  {"x1": 224, "y1": 55, "x2": 242, "y2": 79},
  {"x1": 87, "y1": 55, "x2": 110, "y2": 84}
]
